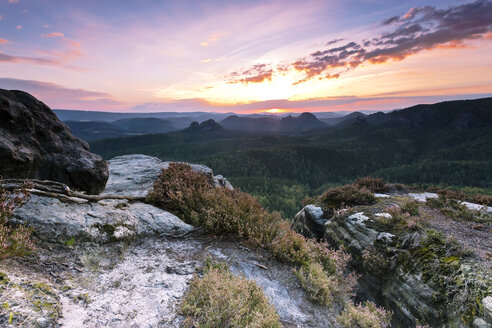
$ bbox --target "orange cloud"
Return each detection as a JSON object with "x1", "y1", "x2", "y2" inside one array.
[
  {"x1": 42, "y1": 32, "x2": 81, "y2": 47},
  {"x1": 228, "y1": 0, "x2": 492, "y2": 86},
  {"x1": 0, "y1": 38, "x2": 9, "y2": 44}
]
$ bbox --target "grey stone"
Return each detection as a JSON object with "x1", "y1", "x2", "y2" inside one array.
[
  {"x1": 291, "y1": 205, "x2": 327, "y2": 239},
  {"x1": 484, "y1": 296, "x2": 492, "y2": 322},
  {"x1": 102, "y1": 154, "x2": 232, "y2": 198}
]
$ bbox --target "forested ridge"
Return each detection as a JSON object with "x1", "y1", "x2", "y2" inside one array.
[{"x1": 90, "y1": 98, "x2": 492, "y2": 217}]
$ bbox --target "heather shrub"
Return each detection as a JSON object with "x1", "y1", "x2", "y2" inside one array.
[
  {"x1": 337, "y1": 301, "x2": 392, "y2": 328},
  {"x1": 0, "y1": 187, "x2": 35, "y2": 259},
  {"x1": 354, "y1": 177, "x2": 388, "y2": 193},
  {"x1": 400, "y1": 200, "x2": 419, "y2": 216},
  {"x1": 426, "y1": 194, "x2": 489, "y2": 223},
  {"x1": 319, "y1": 185, "x2": 376, "y2": 210},
  {"x1": 181, "y1": 261, "x2": 281, "y2": 328},
  {"x1": 295, "y1": 262, "x2": 336, "y2": 305},
  {"x1": 148, "y1": 163, "x2": 358, "y2": 306}
]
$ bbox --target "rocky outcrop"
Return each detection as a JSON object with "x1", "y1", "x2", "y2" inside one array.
[
  {"x1": 3, "y1": 154, "x2": 333, "y2": 327},
  {"x1": 0, "y1": 89, "x2": 108, "y2": 194},
  {"x1": 102, "y1": 154, "x2": 232, "y2": 198},
  {"x1": 291, "y1": 205, "x2": 327, "y2": 239},
  {"x1": 293, "y1": 200, "x2": 492, "y2": 327}
]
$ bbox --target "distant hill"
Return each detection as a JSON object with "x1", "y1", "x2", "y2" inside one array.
[
  {"x1": 90, "y1": 96, "x2": 492, "y2": 218},
  {"x1": 321, "y1": 111, "x2": 367, "y2": 126},
  {"x1": 112, "y1": 118, "x2": 175, "y2": 134},
  {"x1": 65, "y1": 121, "x2": 129, "y2": 141},
  {"x1": 221, "y1": 112, "x2": 326, "y2": 133}
]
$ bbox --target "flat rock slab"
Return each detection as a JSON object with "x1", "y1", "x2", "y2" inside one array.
[
  {"x1": 1, "y1": 236, "x2": 339, "y2": 328},
  {"x1": 13, "y1": 195, "x2": 193, "y2": 243}
]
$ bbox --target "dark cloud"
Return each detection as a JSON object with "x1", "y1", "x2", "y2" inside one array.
[{"x1": 228, "y1": 0, "x2": 492, "y2": 85}]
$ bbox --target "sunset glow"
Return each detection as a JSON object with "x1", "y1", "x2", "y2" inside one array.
[{"x1": 0, "y1": 0, "x2": 491, "y2": 113}]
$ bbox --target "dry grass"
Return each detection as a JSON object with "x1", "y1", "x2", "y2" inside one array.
[
  {"x1": 181, "y1": 261, "x2": 281, "y2": 328},
  {"x1": 337, "y1": 301, "x2": 392, "y2": 328},
  {"x1": 0, "y1": 186, "x2": 35, "y2": 259}
]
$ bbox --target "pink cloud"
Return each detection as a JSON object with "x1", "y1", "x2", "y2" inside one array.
[{"x1": 0, "y1": 38, "x2": 9, "y2": 44}]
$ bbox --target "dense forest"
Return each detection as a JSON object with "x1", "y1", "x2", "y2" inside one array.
[{"x1": 90, "y1": 98, "x2": 492, "y2": 218}]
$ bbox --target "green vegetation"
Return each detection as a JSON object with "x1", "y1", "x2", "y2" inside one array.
[
  {"x1": 90, "y1": 101, "x2": 492, "y2": 217},
  {"x1": 181, "y1": 260, "x2": 281, "y2": 328},
  {"x1": 0, "y1": 186, "x2": 35, "y2": 259},
  {"x1": 426, "y1": 194, "x2": 491, "y2": 223}
]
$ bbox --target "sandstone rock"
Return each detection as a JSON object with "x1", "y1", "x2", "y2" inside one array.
[
  {"x1": 101, "y1": 154, "x2": 232, "y2": 198},
  {"x1": 474, "y1": 318, "x2": 492, "y2": 328},
  {"x1": 0, "y1": 89, "x2": 108, "y2": 194},
  {"x1": 484, "y1": 296, "x2": 492, "y2": 322},
  {"x1": 291, "y1": 204, "x2": 327, "y2": 239}
]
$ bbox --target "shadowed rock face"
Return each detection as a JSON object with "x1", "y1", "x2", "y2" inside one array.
[{"x1": 0, "y1": 89, "x2": 108, "y2": 194}]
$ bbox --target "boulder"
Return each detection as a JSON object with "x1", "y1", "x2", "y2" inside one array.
[
  {"x1": 101, "y1": 154, "x2": 232, "y2": 198},
  {"x1": 293, "y1": 202, "x2": 492, "y2": 327},
  {"x1": 0, "y1": 89, "x2": 108, "y2": 194},
  {"x1": 291, "y1": 205, "x2": 327, "y2": 239}
]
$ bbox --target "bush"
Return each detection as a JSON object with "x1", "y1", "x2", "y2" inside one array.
[
  {"x1": 400, "y1": 200, "x2": 420, "y2": 216},
  {"x1": 0, "y1": 187, "x2": 34, "y2": 259},
  {"x1": 148, "y1": 163, "x2": 358, "y2": 306},
  {"x1": 426, "y1": 195, "x2": 489, "y2": 223},
  {"x1": 337, "y1": 301, "x2": 392, "y2": 328},
  {"x1": 147, "y1": 163, "x2": 284, "y2": 247},
  {"x1": 319, "y1": 185, "x2": 376, "y2": 210},
  {"x1": 295, "y1": 262, "x2": 336, "y2": 305},
  {"x1": 181, "y1": 261, "x2": 281, "y2": 328},
  {"x1": 354, "y1": 177, "x2": 388, "y2": 193}
]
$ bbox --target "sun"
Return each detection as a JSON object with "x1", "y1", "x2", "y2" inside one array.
[{"x1": 263, "y1": 108, "x2": 285, "y2": 114}]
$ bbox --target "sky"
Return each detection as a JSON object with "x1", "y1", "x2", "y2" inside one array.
[{"x1": 0, "y1": 0, "x2": 491, "y2": 113}]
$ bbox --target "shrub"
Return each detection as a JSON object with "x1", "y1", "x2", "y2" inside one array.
[
  {"x1": 148, "y1": 163, "x2": 358, "y2": 307},
  {"x1": 319, "y1": 185, "x2": 376, "y2": 211},
  {"x1": 0, "y1": 187, "x2": 34, "y2": 259},
  {"x1": 400, "y1": 200, "x2": 420, "y2": 216},
  {"x1": 337, "y1": 301, "x2": 392, "y2": 328},
  {"x1": 147, "y1": 163, "x2": 283, "y2": 246},
  {"x1": 426, "y1": 195, "x2": 489, "y2": 223},
  {"x1": 354, "y1": 177, "x2": 388, "y2": 193},
  {"x1": 295, "y1": 262, "x2": 337, "y2": 305},
  {"x1": 181, "y1": 261, "x2": 281, "y2": 328}
]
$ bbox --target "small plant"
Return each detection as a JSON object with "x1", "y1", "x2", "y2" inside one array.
[
  {"x1": 426, "y1": 195, "x2": 490, "y2": 223},
  {"x1": 295, "y1": 262, "x2": 336, "y2": 305},
  {"x1": 337, "y1": 301, "x2": 392, "y2": 328},
  {"x1": 354, "y1": 177, "x2": 388, "y2": 193},
  {"x1": 400, "y1": 200, "x2": 419, "y2": 216},
  {"x1": 318, "y1": 185, "x2": 376, "y2": 211},
  {"x1": 181, "y1": 261, "x2": 281, "y2": 328},
  {"x1": 0, "y1": 186, "x2": 35, "y2": 259}
]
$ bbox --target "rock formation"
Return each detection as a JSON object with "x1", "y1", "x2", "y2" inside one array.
[
  {"x1": 0, "y1": 89, "x2": 108, "y2": 194},
  {"x1": 1, "y1": 155, "x2": 333, "y2": 327},
  {"x1": 293, "y1": 195, "x2": 492, "y2": 327}
]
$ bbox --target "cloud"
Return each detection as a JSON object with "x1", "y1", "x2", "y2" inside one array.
[
  {"x1": 228, "y1": 0, "x2": 492, "y2": 85},
  {"x1": 0, "y1": 38, "x2": 9, "y2": 44},
  {"x1": 0, "y1": 78, "x2": 122, "y2": 110},
  {"x1": 42, "y1": 31, "x2": 81, "y2": 48},
  {"x1": 16, "y1": 25, "x2": 22, "y2": 30},
  {"x1": 199, "y1": 34, "x2": 220, "y2": 47},
  {"x1": 227, "y1": 63, "x2": 274, "y2": 84},
  {"x1": 8, "y1": 0, "x2": 19, "y2": 3},
  {"x1": 131, "y1": 92, "x2": 492, "y2": 114},
  {"x1": 0, "y1": 52, "x2": 61, "y2": 65}
]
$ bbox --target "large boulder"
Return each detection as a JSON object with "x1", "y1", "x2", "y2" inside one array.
[
  {"x1": 293, "y1": 201, "x2": 492, "y2": 327},
  {"x1": 0, "y1": 89, "x2": 108, "y2": 194}
]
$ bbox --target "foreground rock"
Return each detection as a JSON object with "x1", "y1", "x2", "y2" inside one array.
[
  {"x1": 293, "y1": 197, "x2": 492, "y2": 327},
  {"x1": 3, "y1": 154, "x2": 334, "y2": 327},
  {"x1": 0, "y1": 89, "x2": 108, "y2": 194}
]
